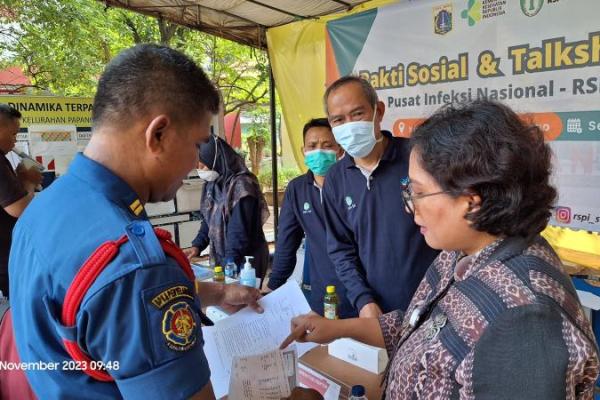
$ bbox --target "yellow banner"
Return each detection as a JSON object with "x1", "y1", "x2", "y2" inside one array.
[
  {"x1": 266, "y1": 0, "x2": 398, "y2": 172},
  {"x1": 0, "y1": 95, "x2": 93, "y2": 128}
]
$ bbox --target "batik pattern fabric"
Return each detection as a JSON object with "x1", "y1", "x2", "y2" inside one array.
[{"x1": 379, "y1": 236, "x2": 599, "y2": 399}]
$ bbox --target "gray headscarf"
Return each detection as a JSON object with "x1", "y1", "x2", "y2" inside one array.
[{"x1": 198, "y1": 135, "x2": 269, "y2": 266}]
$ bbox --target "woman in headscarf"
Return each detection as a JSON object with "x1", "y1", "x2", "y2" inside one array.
[
  {"x1": 184, "y1": 135, "x2": 270, "y2": 282},
  {"x1": 281, "y1": 100, "x2": 599, "y2": 399}
]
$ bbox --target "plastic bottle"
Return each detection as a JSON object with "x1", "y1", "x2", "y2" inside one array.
[
  {"x1": 323, "y1": 285, "x2": 338, "y2": 320},
  {"x1": 225, "y1": 259, "x2": 237, "y2": 279},
  {"x1": 213, "y1": 266, "x2": 225, "y2": 283},
  {"x1": 349, "y1": 385, "x2": 368, "y2": 400},
  {"x1": 239, "y1": 256, "x2": 256, "y2": 288}
]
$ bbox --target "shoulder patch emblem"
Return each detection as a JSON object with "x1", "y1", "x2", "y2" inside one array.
[
  {"x1": 162, "y1": 301, "x2": 197, "y2": 351},
  {"x1": 152, "y1": 285, "x2": 194, "y2": 309}
]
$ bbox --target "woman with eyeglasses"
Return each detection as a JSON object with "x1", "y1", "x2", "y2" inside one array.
[
  {"x1": 183, "y1": 135, "x2": 270, "y2": 283},
  {"x1": 281, "y1": 100, "x2": 599, "y2": 399}
]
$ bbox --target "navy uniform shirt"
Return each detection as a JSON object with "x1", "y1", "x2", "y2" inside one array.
[
  {"x1": 268, "y1": 171, "x2": 356, "y2": 318},
  {"x1": 322, "y1": 131, "x2": 440, "y2": 313},
  {"x1": 9, "y1": 154, "x2": 210, "y2": 399}
]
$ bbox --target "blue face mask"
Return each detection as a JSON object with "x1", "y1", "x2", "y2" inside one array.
[
  {"x1": 331, "y1": 108, "x2": 381, "y2": 158},
  {"x1": 304, "y1": 149, "x2": 337, "y2": 176}
]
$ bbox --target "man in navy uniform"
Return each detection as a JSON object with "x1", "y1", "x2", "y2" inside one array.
[
  {"x1": 9, "y1": 44, "x2": 264, "y2": 399},
  {"x1": 268, "y1": 118, "x2": 355, "y2": 318},
  {"x1": 323, "y1": 76, "x2": 439, "y2": 318}
]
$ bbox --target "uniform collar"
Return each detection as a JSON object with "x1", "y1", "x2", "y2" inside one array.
[
  {"x1": 305, "y1": 170, "x2": 325, "y2": 190},
  {"x1": 69, "y1": 153, "x2": 147, "y2": 219},
  {"x1": 343, "y1": 130, "x2": 396, "y2": 169},
  {"x1": 305, "y1": 170, "x2": 316, "y2": 185}
]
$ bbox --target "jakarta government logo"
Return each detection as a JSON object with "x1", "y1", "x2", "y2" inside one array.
[
  {"x1": 521, "y1": 0, "x2": 543, "y2": 17},
  {"x1": 434, "y1": 4, "x2": 453, "y2": 35},
  {"x1": 162, "y1": 301, "x2": 197, "y2": 351}
]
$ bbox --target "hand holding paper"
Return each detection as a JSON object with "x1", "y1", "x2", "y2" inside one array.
[{"x1": 202, "y1": 281, "x2": 317, "y2": 399}]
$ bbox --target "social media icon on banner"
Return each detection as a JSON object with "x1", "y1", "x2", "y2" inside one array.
[{"x1": 555, "y1": 206, "x2": 572, "y2": 224}]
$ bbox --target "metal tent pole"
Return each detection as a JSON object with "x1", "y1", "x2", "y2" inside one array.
[{"x1": 269, "y1": 66, "x2": 278, "y2": 241}]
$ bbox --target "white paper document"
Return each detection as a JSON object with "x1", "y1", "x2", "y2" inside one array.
[
  {"x1": 228, "y1": 348, "x2": 297, "y2": 400},
  {"x1": 202, "y1": 281, "x2": 317, "y2": 399}
]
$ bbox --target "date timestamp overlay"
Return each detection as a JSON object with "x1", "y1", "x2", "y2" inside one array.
[{"x1": 0, "y1": 360, "x2": 120, "y2": 371}]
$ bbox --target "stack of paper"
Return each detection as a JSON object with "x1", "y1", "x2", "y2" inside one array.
[
  {"x1": 202, "y1": 281, "x2": 317, "y2": 399},
  {"x1": 228, "y1": 347, "x2": 297, "y2": 400}
]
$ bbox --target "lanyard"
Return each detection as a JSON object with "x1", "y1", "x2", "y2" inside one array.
[{"x1": 380, "y1": 255, "x2": 462, "y2": 394}]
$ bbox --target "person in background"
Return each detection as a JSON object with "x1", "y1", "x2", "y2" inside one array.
[
  {"x1": 322, "y1": 76, "x2": 439, "y2": 318},
  {"x1": 184, "y1": 135, "x2": 270, "y2": 281},
  {"x1": 282, "y1": 100, "x2": 599, "y2": 399},
  {"x1": 0, "y1": 104, "x2": 42, "y2": 298},
  {"x1": 268, "y1": 118, "x2": 356, "y2": 318}
]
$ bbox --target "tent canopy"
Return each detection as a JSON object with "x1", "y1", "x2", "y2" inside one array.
[
  {"x1": 95, "y1": 0, "x2": 600, "y2": 270},
  {"x1": 101, "y1": 0, "x2": 369, "y2": 48}
]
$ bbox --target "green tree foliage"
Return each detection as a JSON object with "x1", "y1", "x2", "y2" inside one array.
[{"x1": 0, "y1": 0, "x2": 269, "y2": 114}]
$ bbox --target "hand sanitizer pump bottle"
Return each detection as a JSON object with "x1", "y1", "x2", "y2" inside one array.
[{"x1": 240, "y1": 256, "x2": 256, "y2": 288}]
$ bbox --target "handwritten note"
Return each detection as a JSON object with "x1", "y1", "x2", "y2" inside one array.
[
  {"x1": 228, "y1": 348, "x2": 297, "y2": 400},
  {"x1": 202, "y1": 281, "x2": 316, "y2": 398}
]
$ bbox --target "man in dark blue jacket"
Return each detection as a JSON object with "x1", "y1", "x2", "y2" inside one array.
[
  {"x1": 323, "y1": 76, "x2": 439, "y2": 318},
  {"x1": 268, "y1": 118, "x2": 356, "y2": 318}
]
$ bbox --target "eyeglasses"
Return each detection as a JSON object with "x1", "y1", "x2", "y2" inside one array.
[{"x1": 401, "y1": 177, "x2": 451, "y2": 215}]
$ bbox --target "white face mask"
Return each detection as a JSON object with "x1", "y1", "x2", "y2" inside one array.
[
  {"x1": 197, "y1": 136, "x2": 220, "y2": 182},
  {"x1": 331, "y1": 107, "x2": 382, "y2": 159},
  {"x1": 197, "y1": 169, "x2": 220, "y2": 182}
]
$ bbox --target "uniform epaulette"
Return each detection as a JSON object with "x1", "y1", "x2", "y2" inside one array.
[{"x1": 125, "y1": 220, "x2": 167, "y2": 267}]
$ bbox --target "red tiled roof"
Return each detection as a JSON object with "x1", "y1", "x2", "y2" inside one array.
[{"x1": 0, "y1": 67, "x2": 30, "y2": 86}]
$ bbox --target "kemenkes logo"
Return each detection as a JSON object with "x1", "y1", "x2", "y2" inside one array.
[
  {"x1": 461, "y1": 0, "x2": 481, "y2": 26},
  {"x1": 461, "y1": 0, "x2": 506, "y2": 27},
  {"x1": 521, "y1": 0, "x2": 544, "y2": 17}
]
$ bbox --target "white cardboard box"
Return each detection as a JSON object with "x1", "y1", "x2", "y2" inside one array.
[
  {"x1": 178, "y1": 220, "x2": 202, "y2": 249},
  {"x1": 149, "y1": 214, "x2": 190, "y2": 226},
  {"x1": 328, "y1": 338, "x2": 388, "y2": 374},
  {"x1": 176, "y1": 179, "x2": 204, "y2": 213},
  {"x1": 145, "y1": 200, "x2": 176, "y2": 217}
]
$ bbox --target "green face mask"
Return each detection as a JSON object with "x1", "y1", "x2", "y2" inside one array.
[{"x1": 304, "y1": 149, "x2": 337, "y2": 176}]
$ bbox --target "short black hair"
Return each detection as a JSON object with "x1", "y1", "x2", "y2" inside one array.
[
  {"x1": 302, "y1": 118, "x2": 331, "y2": 142},
  {"x1": 323, "y1": 76, "x2": 378, "y2": 114},
  {"x1": 92, "y1": 44, "x2": 220, "y2": 128},
  {"x1": 410, "y1": 100, "x2": 556, "y2": 238},
  {"x1": 0, "y1": 104, "x2": 21, "y2": 120}
]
